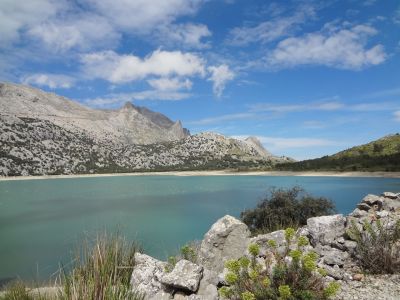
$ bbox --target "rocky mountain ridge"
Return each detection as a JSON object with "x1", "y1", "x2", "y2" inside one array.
[
  {"x1": 0, "y1": 82, "x2": 189, "y2": 145},
  {"x1": 0, "y1": 83, "x2": 289, "y2": 176}
]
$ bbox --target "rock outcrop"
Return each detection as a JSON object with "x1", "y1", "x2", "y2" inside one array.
[{"x1": 130, "y1": 192, "x2": 400, "y2": 300}]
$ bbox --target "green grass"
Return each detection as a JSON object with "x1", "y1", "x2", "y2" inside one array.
[{"x1": 0, "y1": 232, "x2": 144, "y2": 300}]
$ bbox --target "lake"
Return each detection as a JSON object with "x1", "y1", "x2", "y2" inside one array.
[{"x1": 1, "y1": 175, "x2": 399, "y2": 281}]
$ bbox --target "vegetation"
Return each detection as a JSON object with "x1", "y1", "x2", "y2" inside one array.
[
  {"x1": 58, "y1": 232, "x2": 143, "y2": 300},
  {"x1": 241, "y1": 187, "x2": 336, "y2": 234},
  {"x1": 218, "y1": 228, "x2": 340, "y2": 300},
  {"x1": 0, "y1": 281, "x2": 45, "y2": 300},
  {"x1": 165, "y1": 242, "x2": 199, "y2": 272},
  {"x1": 347, "y1": 218, "x2": 400, "y2": 274},
  {"x1": 276, "y1": 134, "x2": 400, "y2": 172}
]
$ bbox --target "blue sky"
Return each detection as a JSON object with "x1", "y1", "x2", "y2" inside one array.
[{"x1": 1, "y1": 0, "x2": 399, "y2": 160}]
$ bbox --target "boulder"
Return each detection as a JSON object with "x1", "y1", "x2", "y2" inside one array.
[
  {"x1": 197, "y1": 269, "x2": 219, "y2": 300},
  {"x1": 362, "y1": 194, "x2": 382, "y2": 206},
  {"x1": 131, "y1": 253, "x2": 167, "y2": 298},
  {"x1": 382, "y1": 192, "x2": 399, "y2": 199},
  {"x1": 198, "y1": 215, "x2": 250, "y2": 273},
  {"x1": 307, "y1": 214, "x2": 346, "y2": 246},
  {"x1": 349, "y1": 208, "x2": 368, "y2": 218},
  {"x1": 315, "y1": 245, "x2": 350, "y2": 266},
  {"x1": 250, "y1": 230, "x2": 286, "y2": 256},
  {"x1": 149, "y1": 291, "x2": 173, "y2": 300},
  {"x1": 160, "y1": 260, "x2": 203, "y2": 293},
  {"x1": 357, "y1": 203, "x2": 372, "y2": 212}
]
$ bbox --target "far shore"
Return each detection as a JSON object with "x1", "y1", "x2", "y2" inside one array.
[{"x1": 1, "y1": 170, "x2": 400, "y2": 181}]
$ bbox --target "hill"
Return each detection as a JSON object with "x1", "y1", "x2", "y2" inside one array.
[{"x1": 276, "y1": 134, "x2": 400, "y2": 172}]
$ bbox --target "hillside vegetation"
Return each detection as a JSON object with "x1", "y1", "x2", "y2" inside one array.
[{"x1": 276, "y1": 134, "x2": 400, "y2": 172}]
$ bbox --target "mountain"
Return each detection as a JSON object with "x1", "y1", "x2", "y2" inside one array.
[
  {"x1": 0, "y1": 82, "x2": 189, "y2": 145},
  {"x1": 276, "y1": 134, "x2": 400, "y2": 172},
  {"x1": 0, "y1": 83, "x2": 288, "y2": 176}
]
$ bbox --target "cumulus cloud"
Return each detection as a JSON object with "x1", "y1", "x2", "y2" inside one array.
[
  {"x1": 22, "y1": 73, "x2": 75, "y2": 89},
  {"x1": 267, "y1": 24, "x2": 386, "y2": 70},
  {"x1": 81, "y1": 50, "x2": 206, "y2": 83},
  {"x1": 27, "y1": 15, "x2": 120, "y2": 52},
  {"x1": 156, "y1": 23, "x2": 211, "y2": 49},
  {"x1": 227, "y1": 6, "x2": 315, "y2": 46},
  {"x1": 0, "y1": 0, "x2": 64, "y2": 47},
  {"x1": 147, "y1": 77, "x2": 192, "y2": 91},
  {"x1": 87, "y1": 0, "x2": 204, "y2": 32},
  {"x1": 207, "y1": 64, "x2": 235, "y2": 97}
]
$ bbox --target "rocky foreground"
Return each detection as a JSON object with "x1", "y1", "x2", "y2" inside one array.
[{"x1": 128, "y1": 192, "x2": 400, "y2": 300}]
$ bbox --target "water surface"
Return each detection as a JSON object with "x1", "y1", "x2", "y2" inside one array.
[{"x1": 1, "y1": 175, "x2": 399, "y2": 281}]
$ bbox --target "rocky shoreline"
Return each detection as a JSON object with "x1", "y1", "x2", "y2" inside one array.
[{"x1": 128, "y1": 192, "x2": 400, "y2": 300}]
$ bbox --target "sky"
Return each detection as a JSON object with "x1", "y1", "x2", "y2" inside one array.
[{"x1": 0, "y1": 0, "x2": 399, "y2": 160}]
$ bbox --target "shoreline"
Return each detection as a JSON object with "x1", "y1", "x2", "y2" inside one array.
[{"x1": 1, "y1": 170, "x2": 400, "y2": 181}]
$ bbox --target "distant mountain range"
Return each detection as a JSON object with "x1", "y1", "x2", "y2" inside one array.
[
  {"x1": 276, "y1": 134, "x2": 400, "y2": 172},
  {"x1": 0, "y1": 83, "x2": 290, "y2": 176}
]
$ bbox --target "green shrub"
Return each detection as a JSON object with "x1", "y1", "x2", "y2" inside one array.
[
  {"x1": 164, "y1": 242, "x2": 199, "y2": 272},
  {"x1": 347, "y1": 218, "x2": 400, "y2": 274},
  {"x1": 218, "y1": 228, "x2": 339, "y2": 300},
  {"x1": 241, "y1": 187, "x2": 335, "y2": 234},
  {"x1": 58, "y1": 232, "x2": 144, "y2": 300}
]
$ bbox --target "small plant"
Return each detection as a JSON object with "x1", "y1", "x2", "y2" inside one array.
[
  {"x1": 347, "y1": 218, "x2": 400, "y2": 274},
  {"x1": 58, "y1": 232, "x2": 144, "y2": 300},
  {"x1": 164, "y1": 243, "x2": 198, "y2": 272},
  {"x1": 219, "y1": 228, "x2": 340, "y2": 300},
  {"x1": 0, "y1": 281, "x2": 34, "y2": 300},
  {"x1": 241, "y1": 187, "x2": 335, "y2": 234}
]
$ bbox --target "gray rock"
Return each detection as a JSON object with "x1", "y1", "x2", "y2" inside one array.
[
  {"x1": 344, "y1": 240, "x2": 358, "y2": 253},
  {"x1": 130, "y1": 253, "x2": 167, "y2": 299},
  {"x1": 350, "y1": 208, "x2": 368, "y2": 218},
  {"x1": 149, "y1": 291, "x2": 173, "y2": 300},
  {"x1": 362, "y1": 194, "x2": 382, "y2": 206},
  {"x1": 376, "y1": 211, "x2": 390, "y2": 218},
  {"x1": 160, "y1": 260, "x2": 203, "y2": 292},
  {"x1": 321, "y1": 264, "x2": 344, "y2": 280},
  {"x1": 317, "y1": 246, "x2": 350, "y2": 266},
  {"x1": 382, "y1": 192, "x2": 399, "y2": 199},
  {"x1": 197, "y1": 268, "x2": 219, "y2": 299},
  {"x1": 382, "y1": 199, "x2": 400, "y2": 211},
  {"x1": 198, "y1": 215, "x2": 250, "y2": 273},
  {"x1": 357, "y1": 203, "x2": 372, "y2": 212},
  {"x1": 307, "y1": 214, "x2": 346, "y2": 246}
]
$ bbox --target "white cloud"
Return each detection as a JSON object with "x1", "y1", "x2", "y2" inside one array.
[
  {"x1": 156, "y1": 23, "x2": 211, "y2": 49},
  {"x1": 0, "y1": 0, "x2": 64, "y2": 47},
  {"x1": 207, "y1": 64, "x2": 235, "y2": 97},
  {"x1": 27, "y1": 15, "x2": 120, "y2": 52},
  {"x1": 147, "y1": 77, "x2": 192, "y2": 91},
  {"x1": 394, "y1": 111, "x2": 400, "y2": 122},
  {"x1": 227, "y1": 6, "x2": 315, "y2": 46},
  {"x1": 267, "y1": 24, "x2": 386, "y2": 70},
  {"x1": 86, "y1": 90, "x2": 191, "y2": 108},
  {"x1": 87, "y1": 0, "x2": 204, "y2": 32},
  {"x1": 22, "y1": 73, "x2": 75, "y2": 89},
  {"x1": 81, "y1": 50, "x2": 206, "y2": 83}
]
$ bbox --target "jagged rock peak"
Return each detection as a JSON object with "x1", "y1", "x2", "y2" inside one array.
[{"x1": 244, "y1": 136, "x2": 272, "y2": 157}]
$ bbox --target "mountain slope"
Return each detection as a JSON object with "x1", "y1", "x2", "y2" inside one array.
[
  {"x1": 276, "y1": 134, "x2": 400, "y2": 171},
  {"x1": 0, "y1": 83, "x2": 289, "y2": 176},
  {"x1": 0, "y1": 82, "x2": 189, "y2": 144}
]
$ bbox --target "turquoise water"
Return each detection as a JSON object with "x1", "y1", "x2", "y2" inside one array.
[{"x1": 0, "y1": 175, "x2": 400, "y2": 281}]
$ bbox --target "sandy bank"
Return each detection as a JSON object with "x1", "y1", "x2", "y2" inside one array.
[{"x1": 1, "y1": 170, "x2": 400, "y2": 181}]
